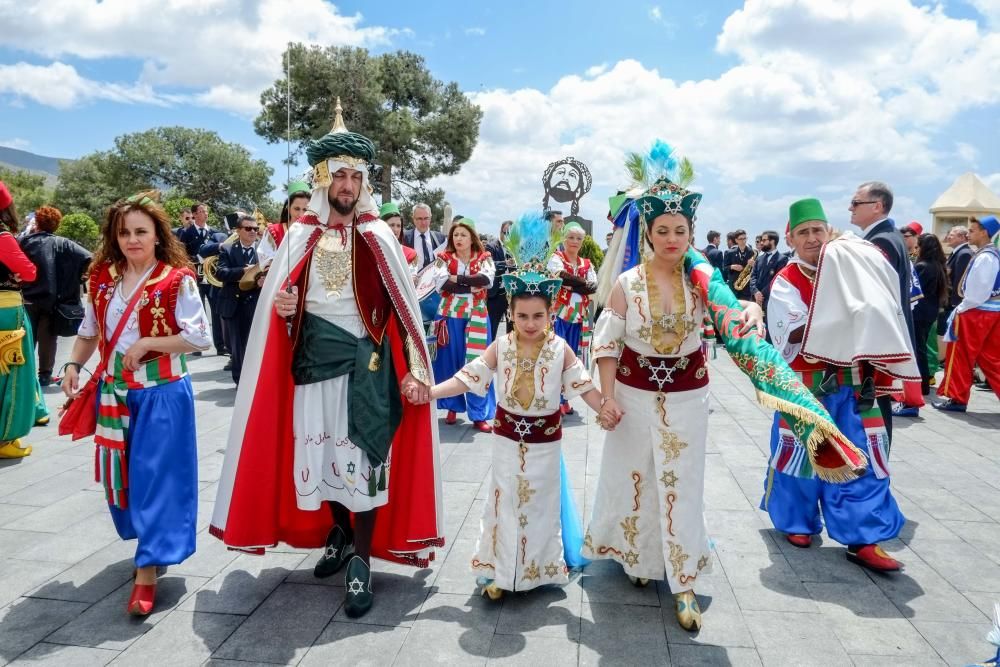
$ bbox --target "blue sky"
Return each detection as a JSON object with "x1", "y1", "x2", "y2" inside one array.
[{"x1": 1, "y1": 0, "x2": 999, "y2": 240}]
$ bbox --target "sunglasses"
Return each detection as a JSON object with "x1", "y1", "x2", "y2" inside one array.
[
  {"x1": 850, "y1": 199, "x2": 878, "y2": 208},
  {"x1": 239, "y1": 226, "x2": 258, "y2": 232}
]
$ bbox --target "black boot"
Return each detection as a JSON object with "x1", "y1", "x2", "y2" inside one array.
[
  {"x1": 343, "y1": 556, "x2": 374, "y2": 618},
  {"x1": 314, "y1": 525, "x2": 354, "y2": 579}
]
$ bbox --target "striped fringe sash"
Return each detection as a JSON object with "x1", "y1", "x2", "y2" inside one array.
[
  {"x1": 438, "y1": 293, "x2": 490, "y2": 362},
  {"x1": 95, "y1": 353, "x2": 189, "y2": 509},
  {"x1": 553, "y1": 300, "x2": 592, "y2": 350},
  {"x1": 769, "y1": 366, "x2": 889, "y2": 480}
]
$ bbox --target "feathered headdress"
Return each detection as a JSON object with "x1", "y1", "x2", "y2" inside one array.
[
  {"x1": 501, "y1": 211, "x2": 564, "y2": 300},
  {"x1": 596, "y1": 140, "x2": 701, "y2": 304}
]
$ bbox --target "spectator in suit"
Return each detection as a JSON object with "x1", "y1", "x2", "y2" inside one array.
[
  {"x1": 214, "y1": 213, "x2": 262, "y2": 384},
  {"x1": 179, "y1": 202, "x2": 227, "y2": 356},
  {"x1": 724, "y1": 228, "x2": 754, "y2": 299},
  {"x1": 750, "y1": 230, "x2": 788, "y2": 341},
  {"x1": 402, "y1": 203, "x2": 445, "y2": 273},
  {"x1": 940, "y1": 225, "x2": 973, "y2": 334},
  {"x1": 173, "y1": 208, "x2": 193, "y2": 238},
  {"x1": 848, "y1": 180, "x2": 915, "y2": 434},
  {"x1": 704, "y1": 230, "x2": 725, "y2": 276},
  {"x1": 485, "y1": 220, "x2": 513, "y2": 340}
]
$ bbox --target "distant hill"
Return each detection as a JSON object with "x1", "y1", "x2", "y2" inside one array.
[
  {"x1": 0, "y1": 146, "x2": 66, "y2": 175},
  {"x1": 0, "y1": 146, "x2": 72, "y2": 188}
]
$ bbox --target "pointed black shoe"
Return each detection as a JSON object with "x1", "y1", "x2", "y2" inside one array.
[
  {"x1": 343, "y1": 555, "x2": 374, "y2": 618},
  {"x1": 314, "y1": 525, "x2": 354, "y2": 579}
]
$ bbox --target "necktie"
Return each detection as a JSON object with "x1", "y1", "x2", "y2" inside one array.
[
  {"x1": 244, "y1": 247, "x2": 253, "y2": 264},
  {"x1": 421, "y1": 232, "x2": 432, "y2": 268}
]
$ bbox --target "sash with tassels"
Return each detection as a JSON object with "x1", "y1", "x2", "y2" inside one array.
[
  {"x1": 95, "y1": 352, "x2": 188, "y2": 508},
  {"x1": 437, "y1": 294, "x2": 489, "y2": 362},
  {"x1": 683, "y1": 247, "x2": 867, "y2": 483}
]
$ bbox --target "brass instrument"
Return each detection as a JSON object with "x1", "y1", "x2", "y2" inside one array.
[
  {"x1": 202, "y1": 232, "x2": 239, "y2": 288},
  {"x1": 733, "y1": 248, "x2": 758, "y2": 291}
]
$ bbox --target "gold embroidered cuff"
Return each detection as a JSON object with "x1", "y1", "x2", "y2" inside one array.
[{"x1": 405, "y1": 334, "x2": 430, "y2": 385}]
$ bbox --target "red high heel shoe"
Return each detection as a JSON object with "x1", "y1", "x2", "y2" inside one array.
[
  {"x1": 473, "y1": 420, "x2": 493, "y2": 433},
  {"x1": 445, "y1": 410, "x2": 457, "y2": 425},
  {"x1": 126, "y1": 582, "x2": 157, "y2": 616}
]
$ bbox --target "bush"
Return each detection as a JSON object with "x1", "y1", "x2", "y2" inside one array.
[
  {"x1": 57, "y1": 213, "x2": 100, "y2": 250},
  {"x1": 163, "y1": 196, "x2": 195, "y2": 227},
  {"x1": 579, "y1": 235, "x2": 605, "y2": 270}
]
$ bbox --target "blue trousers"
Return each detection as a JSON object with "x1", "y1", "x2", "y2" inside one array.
[
  {"x1": 760, "y1": 385, "x2": 905, "y2": 546},
  {"x1": 108, "y1": 377, "x2": 198, "y2": 567},
  {"x1": 433, "y1": 316, "x2": 496, "y2": 421},
  {"x1": 552, "y1": 318, "x2": 582, "y2": 406}
]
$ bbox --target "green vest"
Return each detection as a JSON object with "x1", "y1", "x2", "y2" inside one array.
[{"x1": 292, "y1": 312, "x2": 402, "y2": 465}]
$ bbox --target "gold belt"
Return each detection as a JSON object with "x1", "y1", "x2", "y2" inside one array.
[{"x1": 0, "y1": 291, "x2": 23, "y2": 307}]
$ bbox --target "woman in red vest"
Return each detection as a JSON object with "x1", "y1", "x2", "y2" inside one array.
[
  {"x1": 425, "y1": 219, "x2": 496, "y2": 431},
  {"x1": 61, "y1": 191, "x2": 212, "y2": 616}
]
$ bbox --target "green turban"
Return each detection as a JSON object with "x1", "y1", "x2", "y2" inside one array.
[{"x1": 305, "y1": 131, "x2": 376, "y2": 167}]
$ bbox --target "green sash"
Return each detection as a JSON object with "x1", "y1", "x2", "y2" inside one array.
[{"x1": 292, "y1": 312, "x2": 402, "y2": 465}]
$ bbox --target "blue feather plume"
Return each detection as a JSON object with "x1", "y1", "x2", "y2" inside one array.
[
  {"x1": 503, "y1": 210, "x2": 559, "y2": 268},
  {"x1": 647, "y1": 140, "x2": 678, "y2": 180}
]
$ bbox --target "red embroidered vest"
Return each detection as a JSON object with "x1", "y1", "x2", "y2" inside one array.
[
  {"x1": 439, "y1": 250, "x2": 491, "y2": 301},
  {"x1": 89, "y1": 261, "x2": 196, "y2": 363},
  {"x1": 553, "y1": 251, "x2": 592, "y2": 309}
]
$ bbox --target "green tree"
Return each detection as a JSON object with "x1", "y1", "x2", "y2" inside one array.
[
  {"x1": 162, "y1": 196, "x2": 195, "y2": 226},
  {"x1": 394, "y1": 185, "x2": 447, "y2": 231},
  {"x1": 57, "y1": 212, "x2": 100, "y2": 250},
  {"x1": 579, "y1": 236, "x2": 604, "y2": 271},
  {"x1": 54, "y1": 127, "x2": 274, "y2": 222},
  {"x1": 255, "y1": 45, "x2": 482, "y2": 203},
  {"x1": 0, "y1": 167, "x2": 53, "y2": 216}
]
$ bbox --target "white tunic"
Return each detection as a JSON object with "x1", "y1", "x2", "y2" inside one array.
[
  {"x1": 457, "y1": 331, "x2": 594, "y2": 591},
  {"x1": 583, "y1": 264, "x2": 713, "y2": 591},
  {"x1": 292, "y1": 228, "x2": 390, "y2": 512}
]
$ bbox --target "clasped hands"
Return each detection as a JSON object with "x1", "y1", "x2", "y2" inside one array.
[
  {"x1": 401, "y1": 373, "x2": 431, "y2": 405},
  {"x1": 596, "y1": 398, "x2": 624, "y2": 431}
]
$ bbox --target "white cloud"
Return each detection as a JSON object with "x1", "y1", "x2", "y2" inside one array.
[
  {"x1": 649, "y1": 6, "x2": 664, "y2": 22},
  {"x1": 0, "y1": 138, "x2": 31, "y2": 150},
  {"x1": 585, "y1": 63, "x2": 609, "y2": 77},
  {"x1": 0, "y1": 62, "x2": 165, "y2": 109},
  {"x1": 956, "y1": 142, "x2": 980, "y2": 165},
  {"x1": 967, "y1": 0, "x2": 1000, "y2": 25},
  {"x1": 464, "y1": 27, "x2": 487, "y2": 36},
  {"x1": 0, "y1": 0, "x2": 395, "y2": 114},
  {"x1": 985, "y1": 172, "x2": 1000, "y2": 192}
]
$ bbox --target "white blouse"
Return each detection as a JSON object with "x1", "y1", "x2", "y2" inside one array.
[
  {"x1": 78, "y1": 270, "x2": 213, "y2": 355},
  {"x1": 546, "y1": 254, "x2": 597, "y2": 307},
  {"x1": 422, "y1": 254, "x2": 496, "y2": 311}
]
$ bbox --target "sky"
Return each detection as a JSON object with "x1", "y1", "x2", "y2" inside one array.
[{"x1": 1, "y1": 0, "x2": 999, "y2": 241}]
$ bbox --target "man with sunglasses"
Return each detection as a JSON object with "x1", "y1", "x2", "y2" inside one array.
[
  {"x1": 214, "y1": 213, "x2": 262, "y2": 384},
  {"x1": 849, "y1": 181, "x2": 916, "y2": 441}
]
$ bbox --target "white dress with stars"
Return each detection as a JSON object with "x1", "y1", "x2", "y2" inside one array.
[
  {"x1": 457, "y1": 331, "x2": 593, "y2": 591},
  {"x1": 583, "y1": 264, "x2": 713, "y2": 591}
]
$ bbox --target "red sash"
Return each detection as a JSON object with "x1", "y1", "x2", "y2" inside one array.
[
  {"x1": 493, "y1": 407, "x2": 562, "y2": 443},
  {"x1": 616, "y1": 346, "x2": 709, "y2": 393}
]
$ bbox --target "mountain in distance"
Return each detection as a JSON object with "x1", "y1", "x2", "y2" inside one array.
[{"x1": 0, "y1": 146, "x2": 71, "y2": 187}]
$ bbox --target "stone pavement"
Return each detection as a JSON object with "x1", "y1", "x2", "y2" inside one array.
[{"x1": 1, "y1": 345, "x2": 998, "y2": 666}]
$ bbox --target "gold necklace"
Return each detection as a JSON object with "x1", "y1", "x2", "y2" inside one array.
[
  {"x1": 643, "y1": 261, "x2": 696, "y2": 355},
  {"x1": 314, "y1": 229, "x2": 352, "y2": 297},
  {"x1": 506, "y1": 331, "x2": 549, "y2": 411}
]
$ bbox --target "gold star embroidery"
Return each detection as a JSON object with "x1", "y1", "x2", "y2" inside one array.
[
  {"x1": 544, "y1": 562, "x2": 559, "y2": 578},
  {"x1": 503, "y1": 346, "x2": 517, "y2": 362},
  {"x1": 620, "y1": 515, "x2": 640, "y2": 548},
  {"x1": 533, "y1": 397, "x2": 549, "y2": 410},
  {"x1": 516, "y1": 476, "x2": 536, "y2": 508},
  {"x1": 697, "y1": 555, "x2": 710, "y2": 571},
  {"x1": 658, "y1": 430, "x2": 688, "y2": 464},
  {"x1": 668, "y1": 542, "x2": 689, "y2": 578},
  {"x1": 522, "y1": 560, "x2": 540, "y2": 582},
  {"x1": 638, "y1": 325, "x2": 652, "y2": 340},
  {"x1": 629, "y1": 275, "x2": 644, "y2": 293},
  {"x1": 539, "y1": 345, "x2": 556, "y2": 362},
  {"x1": 518, "y1": 513, "x2": 528, "y2": 529},
  {"x1": 623, "y1": 550, "x2": 640, "y2": 567},
  {"x1": 659, "y1": 470, "x2": 678, "y2": 488}
]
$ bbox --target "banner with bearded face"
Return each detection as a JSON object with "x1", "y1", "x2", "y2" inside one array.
[{"x1": 542, "y1": 157, "x2": 592, "y2": 217}]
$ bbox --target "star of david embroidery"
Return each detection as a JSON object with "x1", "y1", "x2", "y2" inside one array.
[
  {"x1": 517, "y1": 357, "x2": 536, "y2": 372},
  {"x1": 347, "y1": 577, "x2": 366, "y2": 594},
  {"x1": 639, "y1": 356, "x2": 684, "y2": 390},
  {"x1": 544, "y1": 562, "x2": 559, "y2": 577},
  {"x1": 325, "y1": 545, "x2": 339, "y2": 559},
  {"x1": 519, "y1": 514, "x2": 528, "y2": 529},
  {"x1": 638, "y1": 325, "x2": 652, "y2": 340},
  {"x1": 503, "y1": 347, "x2": 517, "y2": 362},
  {"x1": 346, "y1": 461, "x2": 356, "y2": 475},
  {"x1": 660, "y1": 470, "x2": 678, "y2": 488},
  {"x1": 640, "y1": 201, "x2": 655, "y2": 215},
  {"x1": 539, "y1": 346, "x2": 556, "y2": 362},
  {"x1": 510, "y1": 417, "x2": 534, "y2": 438},
  {"x1": 533, "y1": 397, "x2": 549, "y2": 410}
]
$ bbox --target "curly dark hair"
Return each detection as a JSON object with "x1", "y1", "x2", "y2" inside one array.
[
  {"x1": 0, "y1": 201, "x2": 18, "y2": 234},
  {"x1": 917, "y1": 233, "x2": 948, "y2": 306},
  {"x1": 90, "y1": 190, "x2": 192, "y2": 273}
]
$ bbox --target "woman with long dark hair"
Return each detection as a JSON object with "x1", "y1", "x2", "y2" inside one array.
[
  {"x1": 0, "y1": 181, "x2": 48, "y2": 458},
  {"x1": 914, "y1": 233, "x2": 948, "y2": 395},
  {"x1": 61, "y1": 191, "x2": 211, "y2": 615}
]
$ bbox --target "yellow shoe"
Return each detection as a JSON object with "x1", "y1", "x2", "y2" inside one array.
[
  {"x1": 482, "y1": 582, "x2": 504, "y2": 600},
  {"x1": 674, "y1": 591, "x2": 702, "y2": 631},
  {"x1": 35, "y1": 416, "x2": 50, "y2": 426},
  {"x1": 0, "y1": 440, "x2": 32, "y2": 458}
]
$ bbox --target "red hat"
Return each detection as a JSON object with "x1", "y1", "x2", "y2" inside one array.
[
  {"x1": 903, "y1": 221, "x2": 923, "y2": 235},
  {"x1": 0, "y1": 181, "x2": 11, "y2": 211}
]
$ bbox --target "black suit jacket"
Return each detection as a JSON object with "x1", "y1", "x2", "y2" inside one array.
[
  {"x1": 724, "y1": 246, "x2": 755, "y2": 288},
  {"x1": 749, "y1": 250, "x2": 788, "y2": 302},
  {"x1": 704, "y1": 244, "x2": 724, "y2": 276},
  {"x1": 946, "y1": 242, "x2": 974, "y2": 308},
  {"x1": 403, "y1": 228, "x2": 446, "y2": 268},
  {"x1": 214, "y1": 243, "x2": 260, "y2": 319},
  {"x1": 864, "y1": 219, "x2": 914, "y2": 342},
  {"x1": 179, "y1": 224, "x2": 219, "y2": 261}
]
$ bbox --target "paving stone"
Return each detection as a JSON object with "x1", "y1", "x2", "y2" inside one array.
[
  {"x1": 180, "y1": 552, "x2": 305, "y2": 615},
  {"x1": 578, "y1": 602, "x2": 669, "y2": 666},
  {"x1": 18, "y1": 512, "x2": 122, "y2": 565},
  {"x1": 0, "y1": 470, "x2": 92, "y2": 509},
  {"x1": 848, "y1": 655, "x2": 947, "y2": 666},
  {"x1": 331, "y1": 568, "x2": 431, "y2": 628},
  {"x1": 299, "y1": 621, "x2": 409, "y2": 666},
  {"x1": 717, "y1": 550, "x2": 820, "y2": 614},
  {"x1": 393, "y1": 592, "x2": 500, "y2": 666},
  {"x1": 0, "y1": 560, "x2": 69, "y2": 610},
  {"x1": 493, "y1": 582, "x2": 582, "y2": 641},
  {"x1": 667, "y1": 644, "x2": 763, "y2": 666},
  {"x1": 3, "y1": 490, "x2": 104, "y2": 534},
  {"x1": 906, "y1": 539, "x2": 1000, "y2": 592},
  {"x1": 743, "y1": 610, "x2": 852, "y2": 666},
  {"x1": 660, "y1": 574, "x2": 755, "y2": 648},
  {"x1": 112, "y1": 610, "x2": 244, "y2": 667},
  {"x1": 213, "y1": 583, "x2": 339, "y2": 664},
  {"x1": 910, "y1": 619, "x2": 994, "y2": 667},
  {"x1": 487, "y1": 634, "x2": 579, "y2": 666},
  {"x1": 25, "y1": 539, "x2": 137, "y2": 604},
  {"x1": 168, "y1": 531, "x2": 240, "y2": 579},
  {"x1": 43, "y1": 575, "x2": 207, "y2": 650},
  {"x1": 864, "y1": 555, "x2": 990, "y2": 623},
  {"x1": 7, "y1": 643, "x2": 119, "y2": 666},
  {"x1": 577, "y1": 559, "x2": 660, "y2": 607},
  {"x1": 0, "y1": 597, "x2": 89, "y2": 665}
]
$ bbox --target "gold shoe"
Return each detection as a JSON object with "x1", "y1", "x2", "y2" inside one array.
[
  {"x1": 627, "y1": 575, "x2": 650, "y2": 587},
  {"x1": 674, "y1": 591, "x2": 702, "y2": 631},
  {"x1": 35, "y1": 416, "x2": 49, "y2": 426},
  {"x1": 0, "y1": 440, "x2": 32, "y2": 459},
  {"x1": 482, "y1": 582, "x2": 504, "y2": 600}
]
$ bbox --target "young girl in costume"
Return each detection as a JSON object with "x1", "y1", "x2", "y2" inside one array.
[{"x1": 426, "y1": 213, "x2": 612, "y2": 599}]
